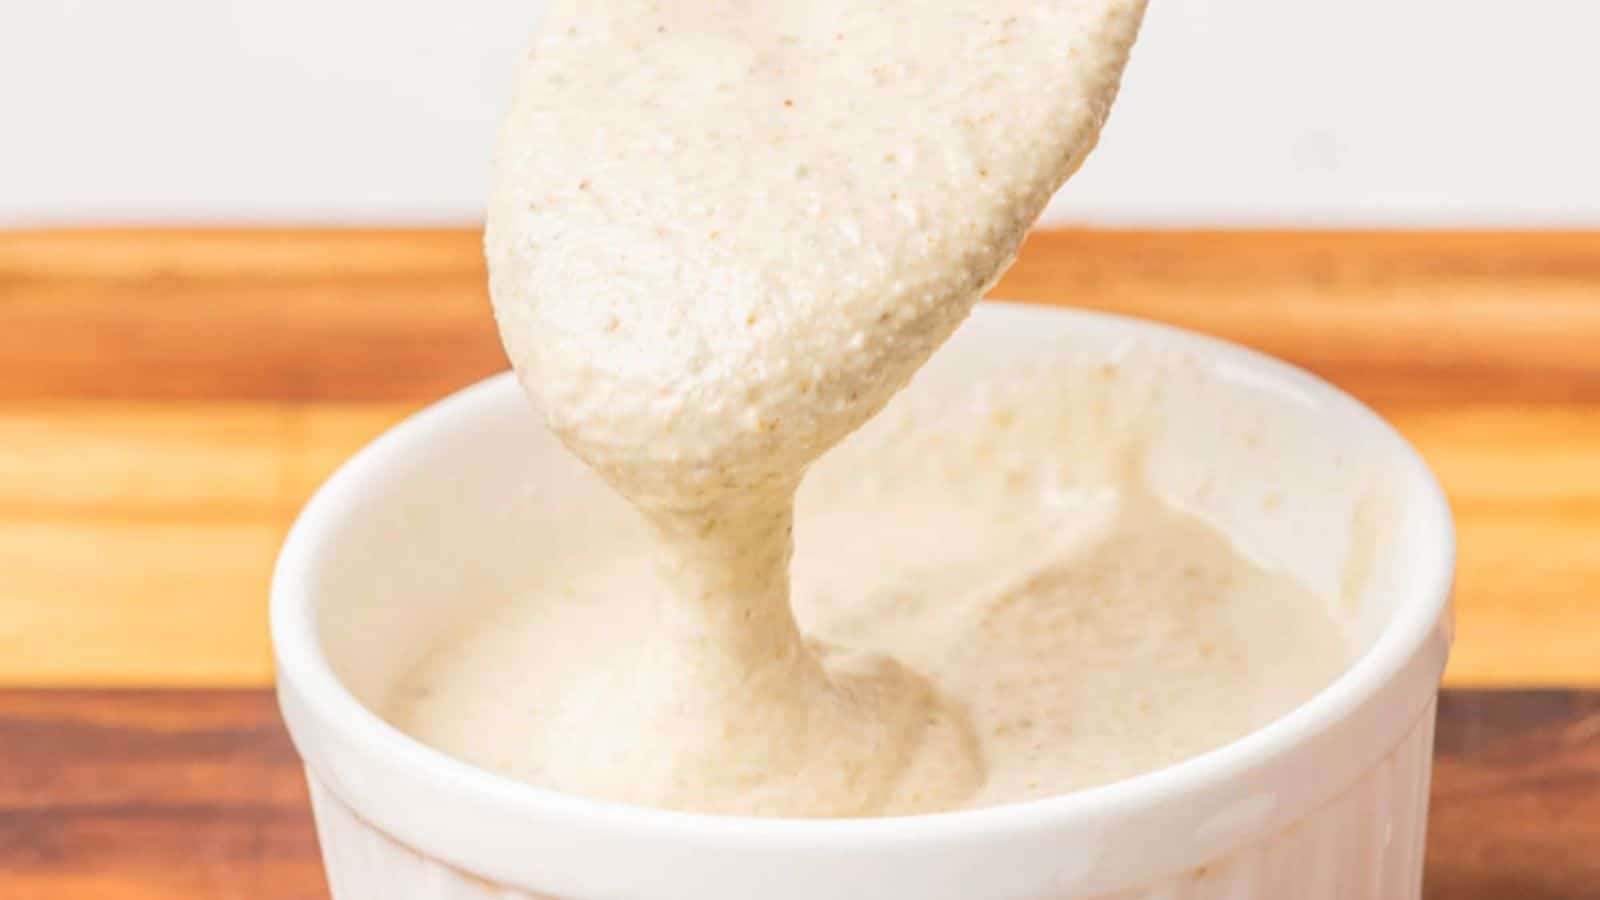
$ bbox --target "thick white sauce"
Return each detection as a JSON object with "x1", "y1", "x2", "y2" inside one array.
[
  {"x1": 391, "y1": 361, "x2": 1351, "y2": 814},
  {"x1": 396, "y1": 0, "x2": 1340, "y2": 817}
]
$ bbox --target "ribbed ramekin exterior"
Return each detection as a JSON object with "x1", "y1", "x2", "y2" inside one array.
[
  {"x1": 308, "y1": 774, "x2": 551, "y2": 900},
  {"x1": 1101, "y1": 700, "x2": 1436, "y2": 900},
  {"x1": 306, "y1": 701, "x2": 1437, "y2": 900}
]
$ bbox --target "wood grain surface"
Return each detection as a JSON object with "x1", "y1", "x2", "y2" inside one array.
[
  {"x1": 3, "y1": 688, "x2": 1596, "y2": 900},
  {"x1": 1, "y1": 690, "x2": 323, "y2": 900},
  {"x1": 1, "y1": 228, "x2": 1598, "y2": 688}
]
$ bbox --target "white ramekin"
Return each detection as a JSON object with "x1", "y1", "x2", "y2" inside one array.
[{"x1": 273, "y1": 304, "x2": 1454, "y2": 900}]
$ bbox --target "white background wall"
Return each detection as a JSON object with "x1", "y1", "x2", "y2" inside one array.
[{"x1": 4, "y1": 0, "x2": 1598, "y2": 228}]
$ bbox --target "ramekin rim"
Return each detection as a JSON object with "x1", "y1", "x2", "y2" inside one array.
[{"x1": 270, "y1": 302, "x2": 1456, "y2": 848}]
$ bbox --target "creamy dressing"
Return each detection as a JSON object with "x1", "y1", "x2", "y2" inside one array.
[
  {"x1": 391, "y1": 360, "x2": 1351, "y2": 814},
  {"x1": 395, "y1": 0, "x2": 1344, "y2": 817}
]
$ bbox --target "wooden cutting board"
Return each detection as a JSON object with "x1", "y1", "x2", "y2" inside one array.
[{"x1": 1, "y1": 228, "x2": 1598, "y2": 898}]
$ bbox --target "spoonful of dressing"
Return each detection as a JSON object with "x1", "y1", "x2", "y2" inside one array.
[{"x1": 485, "y1": 0, "x2": 1147, "y2": 816}]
